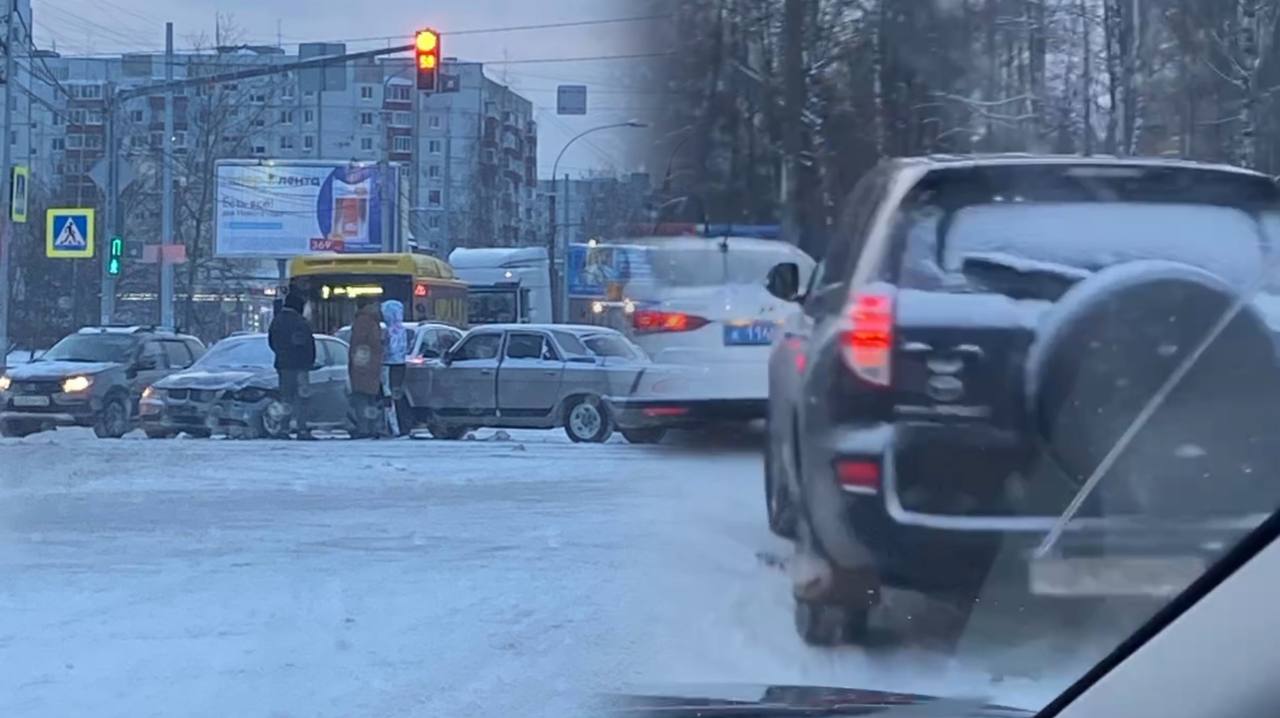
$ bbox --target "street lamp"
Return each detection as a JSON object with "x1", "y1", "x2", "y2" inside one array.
[{"x1": 548, "y1": 119, "x2": 647, "y2": 323}]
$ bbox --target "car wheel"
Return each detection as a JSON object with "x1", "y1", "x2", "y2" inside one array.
[
  {"x1": 564, "y1": 396, "x2": 612, "y2": 443},
  {"x1": 764, "y1": 429, "x2": 798, "y2": 539},
  {"x1": 0, "y1": 419, "x2": 42, "y2": 438},
  {"x1": 259, "y1": 400, "x2": 291, "y2": 439},
  {"x1": 620, "y1": 427, "x2": 666, "y2": 444},
  {"x1": 93, "y1": 396, "x2": 130, "y2": 439},
  {"x1": 428, "y1": 422, "x2": 469, "y2": 440},
  {"x1": 185, "y1": 429, "x2": 212, "y2": 439},
  {"x1": 792, "y1": 512, "x2": 875, "y2": 647},
  {"x1": 144, "y1": 428, "x2": 173, "y2": 440}
]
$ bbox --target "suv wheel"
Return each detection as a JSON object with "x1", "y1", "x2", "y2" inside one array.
[
  {"x1": 564, "y1": 396, "x2": 612, "y2": 443},
  {"x1": 144, "y1": 428, "x2": 173, "y2": 440},
  {"x1": 1, "y1": 419, "x2": 42, "y2": 438},
  {"x1": 94, "y1": 397, "x2": 130, "y2": 439}
]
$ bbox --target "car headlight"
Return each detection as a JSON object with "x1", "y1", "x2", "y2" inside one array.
[
  {"x1": 141, "y1": 386, "x2": 157, "y2": 400},
  {"x1": 233, "y1": 387, "x2": 268, "y2": 402},
  {"x1": 61, "y1": 375, "x2": 93, "y2": 393},
  {"x1": 0, "y1": 374, "x2": 10, "y2": 392}
]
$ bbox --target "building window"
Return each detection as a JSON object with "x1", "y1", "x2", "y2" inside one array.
[
  {"x1": 428, "y1": 139, "x2": 441, "y2": 154},
  {"x1": 304, "y1": 135, "x2": 315, "y2": 150},
  {"x1": 393, "y1": 136, "x2": 412, "y2": 153},
  {"x1": 66, "y1": 134, "x2": 83, "y2": 149},
  {"x1": 428, "y1": 190, "x2": 442, "y2": 206},
  {"x1": 304, "y1": 90, "x2": 315, "y2": 99},
  {"x1": 253, "y1": 117, "x2": 266, "y2": 128},
  {"x1": 360, "y1": 85, "x2": 374, "y2": 100},
  {"x1": 171, "y1": 132, "x2": 185, "y2": 148},
  {"x1": 428, "y1": 114, "x2": 441, "y2": 129},
  {"x1": 391, "y1": 111, "x2": 411, "y2": 127},
  {"x1": 52, "y1": 112, "x2": 61, "y2": 126},
  {"x1": 428, "y1": 214, "x2": 441, "y2": 229},
  {"x1": 51, "y1": 138, "x2": 64, "y2": 151},
  {"x1": 280, "y1": 136, "x2": 295, "y2": 150},
  {"x1": 130, "y1": 135, "x2": 147, "y2": 149},
  {"x1": 428, "y1": 164, "x2": 441, "y2": 178},
  {"x1": 360, "y1": 111, "x2": 374, "y2": 126},
  {"x1": 279, "y1": 110, "x2": 294, "y2": 124},
  {"x1": 87, "y1": 110, "x2": 104, "y2": 125},
  {"x1": 252, "y1": 144, "x2": 267, "y2": 155},
  {"x1": 360, "y1": 137, "x2": 373, "y2": 151},
  {"x1": 250, "y1": 93, "x2": 267, "y2": 104},
  {"x1": 129, "y1": 109, "x2": 144, "y2": 123},
  {"x1": 304, "y1": 109, "x2": 314, "y2": 124},
  {"x1": 69, "y1": 109, "x2": 86, "y2": 124},
  {"x1": 85, "y1": 135, "x2": 103, "y2": 149},
  {"x1": 388, "y1": 85, "x2": 410, "y2": 102}
]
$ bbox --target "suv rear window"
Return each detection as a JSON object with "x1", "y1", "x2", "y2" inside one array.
[{"x1": 894, "y1": 165, "x2": 1280, "y2": 291}]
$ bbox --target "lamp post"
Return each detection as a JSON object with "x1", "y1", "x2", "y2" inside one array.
[{"x1": 547, "y1": 120, "x2": 647, "y2": 323}]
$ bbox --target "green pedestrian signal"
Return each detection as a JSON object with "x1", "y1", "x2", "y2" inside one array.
[{"x1": 107, "y1": 235, "x2": 124, "y2": 276}]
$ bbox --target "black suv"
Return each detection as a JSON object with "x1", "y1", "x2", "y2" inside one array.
[
  {"x1": 763, "y1": 156, "x2": 1280, "y2": 645},
  {"x1": 0, "y1": 326, "x2": 205, "y2": 438}
]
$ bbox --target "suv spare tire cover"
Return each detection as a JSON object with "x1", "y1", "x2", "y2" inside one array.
[{"x1": 1026, "y1": 260, "x2": 1280, "y2": 518}]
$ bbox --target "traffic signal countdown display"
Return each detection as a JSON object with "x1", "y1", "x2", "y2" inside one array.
[{"x1": 416, "y1": 29, "x2": 440, "y2": 92}]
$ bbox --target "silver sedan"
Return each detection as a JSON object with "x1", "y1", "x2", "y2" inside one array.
[{"x1": 405, "y1": 324, "x2": 657, "y2": 443}]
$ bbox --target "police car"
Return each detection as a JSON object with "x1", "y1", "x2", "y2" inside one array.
[{"x1": 598, "y1": 227, "x2": 815, "y2": 431}]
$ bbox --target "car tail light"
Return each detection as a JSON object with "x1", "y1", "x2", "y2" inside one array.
[
  {"x1": 835, "y1": 459, "x2": 880, "y2": 494},
  {"x1": 841, "y1": 288, "x2": 895, "y2": 386},
  {"x1": 633, "y1": 309, "x2": 710, "y2": 334}
]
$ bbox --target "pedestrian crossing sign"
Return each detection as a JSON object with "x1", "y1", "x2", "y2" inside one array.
[{"x1": 46, "y1": 208, "x2": 95, "y2": 258}]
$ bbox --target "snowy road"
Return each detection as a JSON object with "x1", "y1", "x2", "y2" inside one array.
[{"x1": 1, "y1": 427, "x2": 1144, "y2": 716}]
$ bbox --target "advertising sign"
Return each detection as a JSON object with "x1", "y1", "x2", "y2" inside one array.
[
  {"x1": 214, "y1": 161, "x2": 399, "y2": 258},
  {"x1": 567, "y1": 243, "x2": 654, "y2": 299}
]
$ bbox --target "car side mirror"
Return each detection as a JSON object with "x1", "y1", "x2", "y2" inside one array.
[
  {"x1": 441, "y1": 350, "x2": 454, "y2": 366},
  {"x1": 765, "y1": 262, "x2": 801, "y2": 302},
  {"x1": 312, "y1": 362, "x2": 325, "y2": 371}
]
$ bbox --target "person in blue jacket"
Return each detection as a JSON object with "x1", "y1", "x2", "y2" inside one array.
[{"x1": 381, "y1": 299, "x2": 410, "y2": 436}]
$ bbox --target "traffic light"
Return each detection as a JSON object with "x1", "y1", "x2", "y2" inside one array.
[
  {"x1": 107, "y1": 235, "x2": 124, "y2": 276},
  {"x1": 415, "y1": 28, "x2": 440, "y2": 92}
]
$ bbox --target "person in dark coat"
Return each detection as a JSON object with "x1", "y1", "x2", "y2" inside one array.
[
  {"x1": 268, "y1": 290, "x2": 317, "y2": 439},
  {"x1": 347, "y1": 297, "x2": 384, "y2": 438}
]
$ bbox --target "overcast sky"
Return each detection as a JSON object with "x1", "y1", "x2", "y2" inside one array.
[{"x1": 31, "y1": 0, "x2": 665, "y2": 178}]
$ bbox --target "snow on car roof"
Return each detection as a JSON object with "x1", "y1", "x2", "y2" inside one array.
[{"x1": 898, "y1": 153, "x2": 1269, "y2": 178}]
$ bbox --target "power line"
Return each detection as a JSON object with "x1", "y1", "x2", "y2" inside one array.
[{"x1": 32, "y1": 13, "x2": 670, "y2": 58}]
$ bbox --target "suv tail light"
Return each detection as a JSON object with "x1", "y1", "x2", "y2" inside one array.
[
  {"x1": 841, "y1": 288, "x2": 895, "y2": 386},
  {"x1": 633, "y1": 309, "x2": 710, "y2": 334}
]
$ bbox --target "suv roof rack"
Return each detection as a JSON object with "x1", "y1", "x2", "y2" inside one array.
[{"x1": 77, "y1": 324, "x2": 179, "y2": 335}]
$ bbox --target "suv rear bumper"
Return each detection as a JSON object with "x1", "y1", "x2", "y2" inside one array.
[{"x1": 810, "y1": 420, "x2": 1268, "y2": 594}]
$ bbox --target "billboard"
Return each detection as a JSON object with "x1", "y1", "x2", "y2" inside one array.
[
  {"x1": 568, "y1": 243, "x2": 655, "y2": 299},
  {"x1": 214, "y1": 160, "x2": 400, "y2": 258}
]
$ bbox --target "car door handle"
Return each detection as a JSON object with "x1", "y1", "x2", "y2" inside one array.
[
  {"x1": 480, "y1": 369, "x2": 494, "y2": 375},
  {"x1": 543, "y1": 371, "x2": 558, "y2": 376}
]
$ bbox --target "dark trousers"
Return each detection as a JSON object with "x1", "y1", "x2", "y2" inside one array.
[
  {"x1": 349, "y1": 391, "x2": 381, "y2": 437},
  {"x1": 277, "y1": 368, "x2": 311, "y2": 432}
]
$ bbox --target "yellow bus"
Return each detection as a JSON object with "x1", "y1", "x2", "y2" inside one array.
[{"x1": 287, "y1": 253, "x2": 469, "y2": 335}]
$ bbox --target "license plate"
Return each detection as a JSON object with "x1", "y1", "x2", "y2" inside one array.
[
  {"x1": 724, "y1": 321, "x2": 776, "y2": 346},
  {"x1": 1030, "y1": 556, "x2": 1206, "y2": 598},
  {"x1": 12, "y1": 395, "x2": 50, "y2": 407}
]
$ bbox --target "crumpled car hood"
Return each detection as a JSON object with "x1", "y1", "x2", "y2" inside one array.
[
  {"x1": 5, "y1": 360, "x2": 122, "y2": 381},
  {"x1": 154, "y1": 367, "x2": 276, "y2": 391}
]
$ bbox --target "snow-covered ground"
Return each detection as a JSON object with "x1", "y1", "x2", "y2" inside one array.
[{"x1": 0, "y1": 426, "x2": 1158, "y2": 717}]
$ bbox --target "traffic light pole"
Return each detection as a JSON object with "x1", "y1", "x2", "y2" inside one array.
[
  {"x1": 0, "y1": 0, "x2": 17, "y2": 362},
  {"x1": 100, "y1": 89, "x2": 118, "y2": 324}
]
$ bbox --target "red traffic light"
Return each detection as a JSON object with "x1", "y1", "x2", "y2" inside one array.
[{"x1": 415, "y1": 28, "x2": 441, "y2": 92}]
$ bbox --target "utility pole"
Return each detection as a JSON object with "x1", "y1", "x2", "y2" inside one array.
[
  {"x1": 442, "y1": 101, "x2": 453, "y2": 257},
  {"x1": 379, "y1": 159, "x2": 392, "y2": 251},
  {"x1": 101, "y1": 86, "x2": 118, "y2": 323},
  {"x1": 0, "y1": 0, "x2": 17, "y2": 362},
  {"x1": 159, "y1": 22, "x2": 175, "y2": 328}
]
